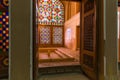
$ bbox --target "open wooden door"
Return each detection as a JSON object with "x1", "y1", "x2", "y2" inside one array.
[
  {"x1": 81, "y1": 0, "x2": 97, "y2": 80},
  {"x1": 33, "y1": 0, "x2": 39, "y2": 80}
]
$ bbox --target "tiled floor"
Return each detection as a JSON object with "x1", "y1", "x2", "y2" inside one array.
[{"x1": 38, "y1": 73, "x2": 90, "y2": 80}]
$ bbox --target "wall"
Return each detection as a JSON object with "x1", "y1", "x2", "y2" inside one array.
[
  {"x1": 10, "y1": 0, "x2": 31, "y2": 80},
  {"x1": 64, "y1": 12, "x2": 80, "y2": 51},
  {"x1": 62, "y1": 1, "x2": 81, "y2": 21},
  {"x1": 105, "y1": 0, "x2": 119, "y2": 79}
]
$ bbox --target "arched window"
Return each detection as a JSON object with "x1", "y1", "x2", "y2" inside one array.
[
  {"x1": 37, "y1": 0, "x2": 64, "y2": 47},
  {"x1": 37, "y1": 0, "x2": 64, "y2": 25}
]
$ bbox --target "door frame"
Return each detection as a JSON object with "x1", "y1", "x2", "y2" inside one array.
[{"x1": 32, "y1": 0, "x2": 104, "y2": 80}]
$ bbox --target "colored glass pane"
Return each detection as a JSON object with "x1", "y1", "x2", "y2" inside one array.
[
  {"x1": 0, "y1": 11, "x2": 9, "y2": 52},
  {"x1": 53, "y1": 27, "x2": 62, "y2": 44},
  {"x1": 40, "y1": 27, "x2": 51, "y2": 44},
  {"x1": 37, "y1": 0, "x2": 64, "y2": 25}
]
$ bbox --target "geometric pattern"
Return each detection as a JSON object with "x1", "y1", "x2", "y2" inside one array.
[
  {"x1": 40, "y1": 27, "x2": 51, "y2": 44},
  {"x1": 84, "y1": 14, "x2": 93, "y2": 51},
  {"x1": 37, "y1": 0, "x2": 64, "y2": 25},
  {"x1": 0, "y1": 11, "x2": 9, "y2": 52},
  {"x1": 0, "y1": 0, "x2": 9, "y2": 78},
  {"x1": 53, "y1": 27, "x2": 62, "y2": 44}
]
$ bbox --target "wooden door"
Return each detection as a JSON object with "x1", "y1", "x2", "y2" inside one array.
[
  {"x1": 81, "y1": 0, "x2": 97, "y2": 80},
  {"x1": 33, "y1": 0, "x2": 39, "y2": 80}
]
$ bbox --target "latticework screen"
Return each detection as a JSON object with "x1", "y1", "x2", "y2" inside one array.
[
  {"x1": 53, "y1": 27, "x2": 63, "y2": 44},
  {"x1": 40, "y1": 27, "x2": 51, "y2": 44}
]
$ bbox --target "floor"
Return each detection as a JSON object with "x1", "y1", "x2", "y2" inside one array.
[
  {"x1": 39, "y1": 47, "x2": 80, "y2": 68},
  {"x1": 38, "y1": 73, "x2": 90, "y2": 80}
]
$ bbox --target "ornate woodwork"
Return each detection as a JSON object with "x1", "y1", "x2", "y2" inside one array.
[{"x1": 84, "y1": 14, "x2": 94, "y2": 51}]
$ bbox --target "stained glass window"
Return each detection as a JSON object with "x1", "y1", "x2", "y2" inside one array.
[
  {"x1": 0, "y1": 12, "x2": 9, "y2": 52},
  {"x1": 53, "y1": 27, "x2": 62, "y2": 44},
  {"x1": 40, "y1": 27, "x2": 51, "y2": 44},
  {"x1": 37, "y1": 0, "x2": 64, "y2": 25}
]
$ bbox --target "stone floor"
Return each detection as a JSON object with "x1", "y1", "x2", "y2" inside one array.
[{"x1": 38, "y1": 73, "x2": 90, "y2": 80}]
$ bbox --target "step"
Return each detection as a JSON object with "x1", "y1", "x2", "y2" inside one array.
[
  {"x1": 54, "y1": 50, "x2": 68, "y2": 59},
  {"x1": 39, "y1": 52, "x2": 74, "y2": 63},
  {"x1": 38, "y1": 65, "x2": 82, "y2": 75},
  {"x1": 39, "y1": 48, "x2": 56, "y2": 52},
  {"x1": 57, "y1": 48, "x2": 73, "y2": 58}
]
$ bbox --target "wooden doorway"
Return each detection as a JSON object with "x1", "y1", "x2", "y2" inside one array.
[{"x1": 33, "y1": 0, "x2": 98, "y2": 80}]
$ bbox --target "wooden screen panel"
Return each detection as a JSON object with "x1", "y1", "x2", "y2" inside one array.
[
  {"x1": 81, "y1": 0, "x2": 97, "y2": 79},
  {"x1": 39, "y1": 27, "x2": 51, "y2": 44},
  {"x1": 39, "y1": 25, "x2": 64, "y2": 47},
  {"x1": 84, "y1": 0, "x2": 94, "y2": 13},
  {"x1": 84, "y1": 14, "x2": 94, "y2": 51},
  {"x1": 53, "y1": 27, "x2": 63, "y2": 44},
  {"x1": 83, "y1": 54, "x2": 94, "y2": 68}
]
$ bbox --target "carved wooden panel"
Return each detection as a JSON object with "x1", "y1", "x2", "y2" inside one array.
[
  {"x1": 84, "y1": 14, "x2": 94, "y2": 51},
  {"x1": 84, "y1": 0, "x2": 94, "y2": 13},
  {"x1": 83, "y1": 54, "x2": 93, "y2": 68}
]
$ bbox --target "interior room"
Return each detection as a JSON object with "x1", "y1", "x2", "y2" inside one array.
[
  {"x1": 5, "y1": 0, "x2": 118, "y2": 80},
  {"x1": 37, "y1": 0, "x2": 80, "y2": 68},
  {"x1": 0, "y1": 0, "x2": 119, "y2": 80},
  {"x1": 37, "y1": 0, "x2": 82, "y2": 77},
  {"x1": 35, "y1": 0, "x2": 96, "y2": 80}
]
